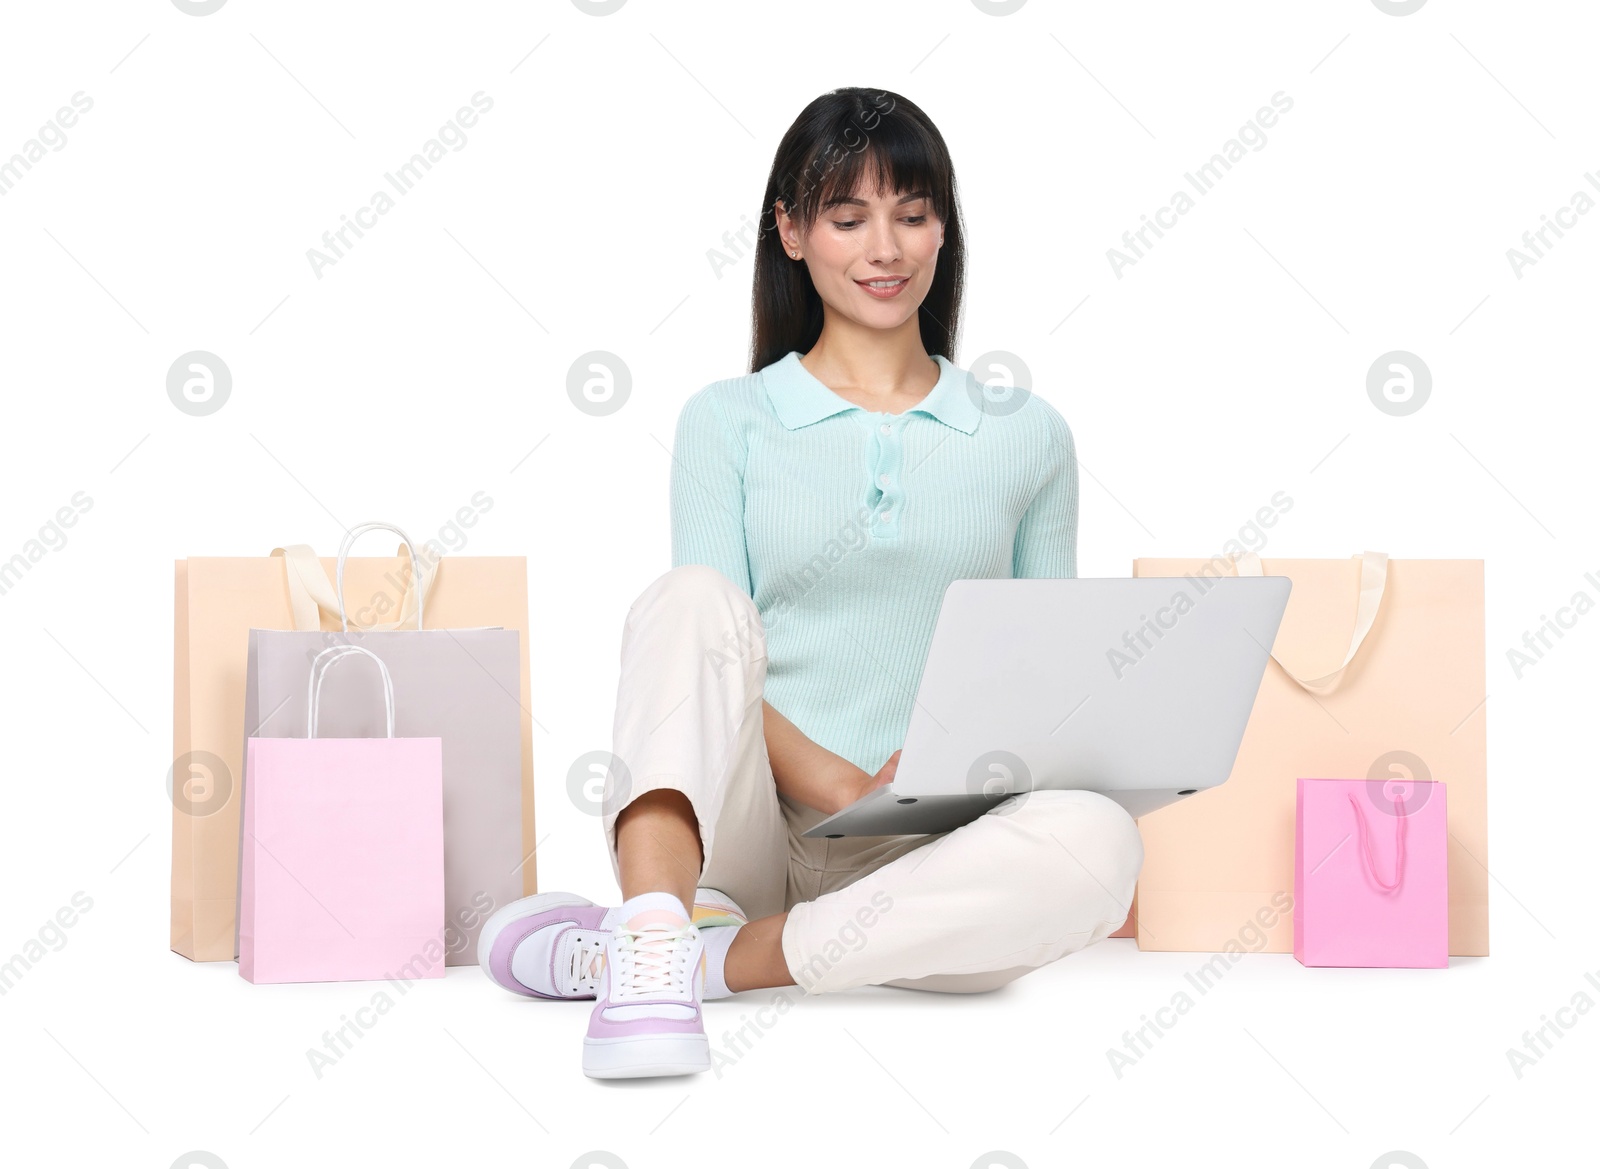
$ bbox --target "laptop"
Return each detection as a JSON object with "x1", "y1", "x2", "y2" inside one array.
[{"x1": 801, "y1": 574, "x2": 1292, "y2": 838}]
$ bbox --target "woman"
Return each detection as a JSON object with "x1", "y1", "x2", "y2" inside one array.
[{"x1": 478, "y1": 87, "x2": 1144, "y2": 1079}]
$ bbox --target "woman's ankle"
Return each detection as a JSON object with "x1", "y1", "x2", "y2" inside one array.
[{"x1": 722, "y1": 912, "x2": 796, "y2": 992}]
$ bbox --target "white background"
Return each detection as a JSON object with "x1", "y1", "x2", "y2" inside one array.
[{"x1": 1, "y1": 1, "x2": 1595, "y2": 1167}]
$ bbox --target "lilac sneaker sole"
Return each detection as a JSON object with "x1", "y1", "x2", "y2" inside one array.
[{"x1": 583, "y1": 1033, "x2": 710, "y2": 1079}]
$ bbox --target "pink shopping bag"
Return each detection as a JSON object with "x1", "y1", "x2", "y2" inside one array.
[
  {"x1": 1294, "y1": 777, "x2": 1447, "y2": 968},
  {"x1": 238, "y1": 645, "x2": 446, "y2": 984}
]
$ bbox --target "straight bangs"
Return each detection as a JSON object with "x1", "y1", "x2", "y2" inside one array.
[{"x1": 785, "y1": 100, "x2": 954, "y2": 234}]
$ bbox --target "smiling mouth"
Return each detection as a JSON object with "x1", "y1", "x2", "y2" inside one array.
[{"x1": 856, "y1": 277, "x2": 910, "y2": 298}]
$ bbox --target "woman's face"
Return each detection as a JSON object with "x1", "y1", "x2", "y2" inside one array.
[{"x1": 778, "y1": 182, "x2": 944, "y2": 330}]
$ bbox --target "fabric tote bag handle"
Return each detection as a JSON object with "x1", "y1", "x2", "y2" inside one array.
[
  {"x1": 271, "y1": 520, "x2": 438, "y2": 632},
  {"x1": 306, "y1": 645, "x2": 396, "y2": 739},
  {"x1": 1347, "y1": 789, "x2": 1406, "y2": 893},
  {"x1": 1228, "y1": 550, "x2": 1389, "y2": 694}
]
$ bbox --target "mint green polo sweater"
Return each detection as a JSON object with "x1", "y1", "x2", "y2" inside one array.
[{"x1": 669, "y1": 349, "x2": 1078, "y2": 778}]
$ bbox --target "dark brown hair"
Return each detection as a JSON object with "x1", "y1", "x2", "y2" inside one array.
[{"x1": 750, "y1": 87, "x2": 965, "y2": 373}]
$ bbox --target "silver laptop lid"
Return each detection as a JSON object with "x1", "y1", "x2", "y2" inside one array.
[{"x1": 895, "y1": 575, "x2": 1291, "y2": 801}]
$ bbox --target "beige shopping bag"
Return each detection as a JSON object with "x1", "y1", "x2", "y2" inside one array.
[
  {"x1": 1130, "y1": 552, "x2": 1488, "y2": 956},
  {"x1": 172, "y1": 535, "x2": 535, "y2": 962}
]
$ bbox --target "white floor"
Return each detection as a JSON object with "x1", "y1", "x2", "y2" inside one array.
[{"x1": 13, "y1": 905, "x2": 1583, "y2": 1168}]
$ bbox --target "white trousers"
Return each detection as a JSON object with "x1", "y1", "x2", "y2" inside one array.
[{"x1": 602, "y1": 565, "x2": 1144, "y2": 995}]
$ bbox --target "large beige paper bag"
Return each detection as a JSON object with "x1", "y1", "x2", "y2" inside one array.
[{"x1": 1130, "y1": 553, "x2": 1488, "y2": 957}]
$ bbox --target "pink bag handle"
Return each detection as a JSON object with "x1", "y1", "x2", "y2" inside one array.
[
  {"x1": 1347, "y1": 790, "x2": 1406, "y2": 892},
  {"x1": 307, "y1": 645, "x2": 396, "y2": 739}
]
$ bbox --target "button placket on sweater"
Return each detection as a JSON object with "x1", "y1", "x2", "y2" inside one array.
[{"x1": 857, "y1": 410, "x2": 905, "y2": 540}]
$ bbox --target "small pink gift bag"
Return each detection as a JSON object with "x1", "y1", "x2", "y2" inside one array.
[
  {"x1": 1294, "y1": 777, "x2": 1448, "y2": 968},
  {"x1": 239, "y1": 646, "x2": 446, "y2": 984}
]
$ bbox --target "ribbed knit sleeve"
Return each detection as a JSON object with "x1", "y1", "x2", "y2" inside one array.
[
  {"x1": 1011, "y1": 399, "x2": 1079, "y2": 580},
  {"x1": 669, "y1": 386, "x2": 753, "y2": 595}
]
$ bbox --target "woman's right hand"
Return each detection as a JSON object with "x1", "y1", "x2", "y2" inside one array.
[
  {"x1": 829, "y1": 748, "x2": 901, "y2": 815},
  {"x1": 763, "y1": 699, "x2": 906, "y2": 816}
]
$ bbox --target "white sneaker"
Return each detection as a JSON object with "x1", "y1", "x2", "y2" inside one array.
[
  {"x1": 582, "y1": 892, "x2": 709, "y2": 1079},
  {"x1": 477, "y1": 887, "x2": 745, "y2": 1002}
]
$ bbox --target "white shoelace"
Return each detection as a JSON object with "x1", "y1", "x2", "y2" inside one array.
[
  {"x1": 567, "y1": 934, "x2": 607, "y2": 994},
  {"x1": 611, "y1": 921, "x2": 696, "y2": 1001}
]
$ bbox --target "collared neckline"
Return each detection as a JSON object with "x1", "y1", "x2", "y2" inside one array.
[{"x1": 760, "y1": 349, "x2": 980, "y2": 434}]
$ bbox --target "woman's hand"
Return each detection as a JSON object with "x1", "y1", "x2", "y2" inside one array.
[
  {"x1": 828, "y1": 748, "x2": 901, "y2": 816},
  {"x1": 763, "y1": 700, "x2": 906, "y2": 816}
]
